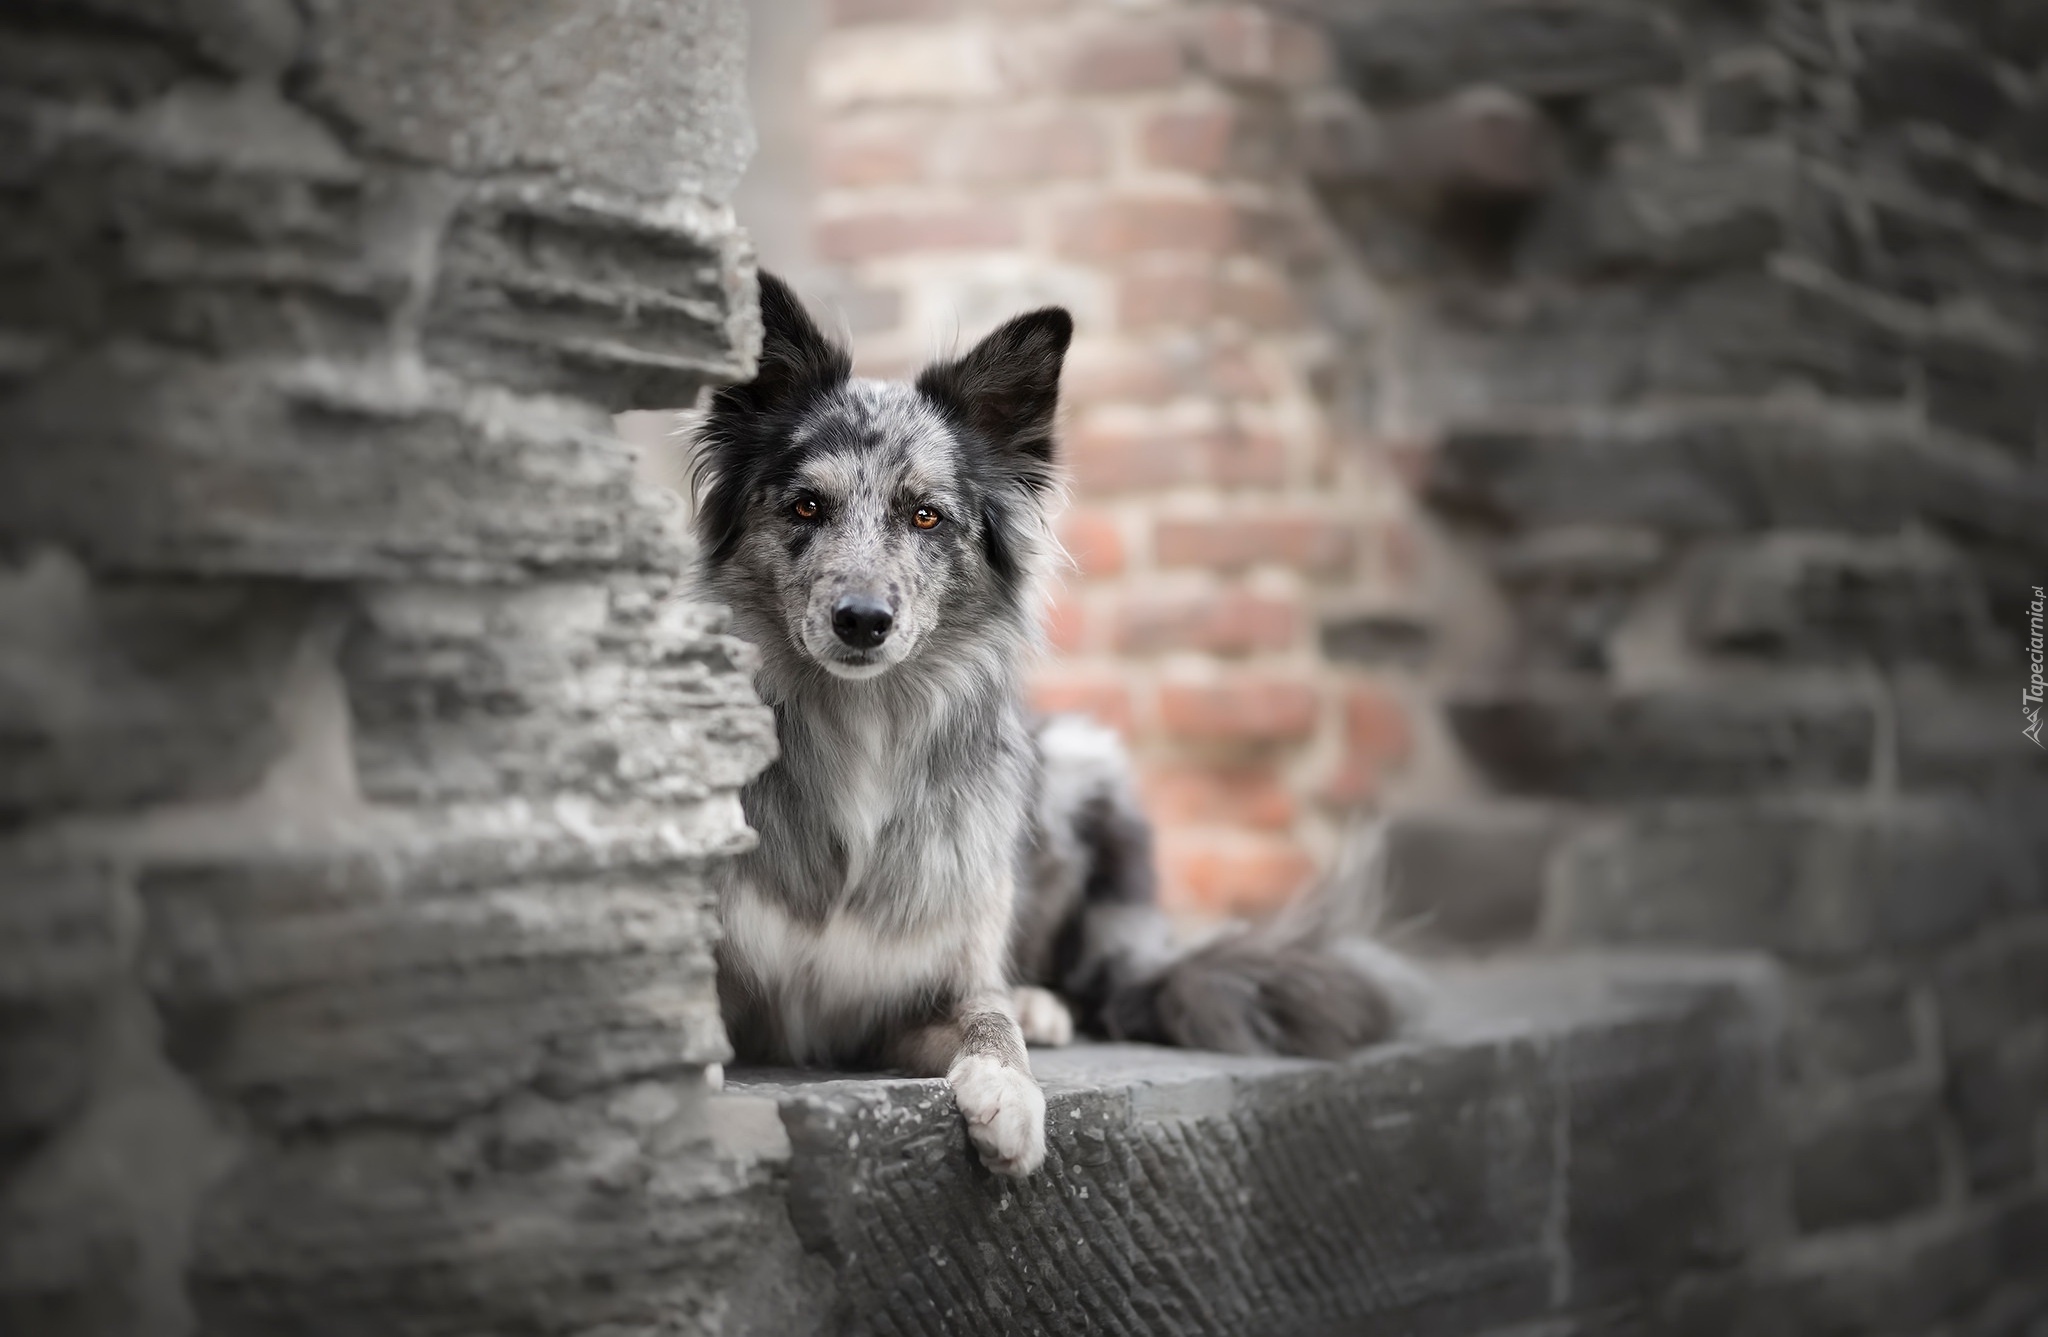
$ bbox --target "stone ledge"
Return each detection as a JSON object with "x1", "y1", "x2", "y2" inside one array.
[{"x1": 723, "y1": 954, "x2": 1786, "y2": 1337}]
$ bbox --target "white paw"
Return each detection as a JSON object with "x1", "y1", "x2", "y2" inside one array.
[
  {"x1": 947, "y1": 1053, "x2": 1046, "y2": 1177},
  {"x1": 1013, "y1": 986, "x2": 1075, "y2": 1048}
]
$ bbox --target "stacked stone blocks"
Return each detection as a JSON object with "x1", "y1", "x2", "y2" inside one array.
[{"x1": 0, "y1": 2, "x2": 785, "y2": 1331}]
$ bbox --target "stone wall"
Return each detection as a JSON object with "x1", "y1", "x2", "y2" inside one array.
[
  {"x1": 1307, "y1": 0, "x2": 2048, "y2": 1327},
  {"x1": 0, "y1": 3, "x2": 787, "y2": 1332}
]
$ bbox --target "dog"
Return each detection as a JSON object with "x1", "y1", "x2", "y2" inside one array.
[{"x1": 691, "y1": 273, "x2": 1421, "y2": 1176}]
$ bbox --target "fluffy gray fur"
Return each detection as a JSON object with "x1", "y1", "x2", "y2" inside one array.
[{"x1": 693, "y1": 273, "x2": 1420, "y2": 1178}]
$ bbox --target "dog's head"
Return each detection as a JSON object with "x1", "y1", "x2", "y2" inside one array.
[{"x1": 694, "y1": 273, "x2": 1071, "y2": 681}]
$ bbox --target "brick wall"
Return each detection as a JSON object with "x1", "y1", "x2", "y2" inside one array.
[{"x1": 786, "y1": 0, "x2": 1430, "y2": 917}]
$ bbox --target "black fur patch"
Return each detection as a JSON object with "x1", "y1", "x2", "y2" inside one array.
[{"x1": 694, "y1": 272, "x2": 853, "y2": 564}]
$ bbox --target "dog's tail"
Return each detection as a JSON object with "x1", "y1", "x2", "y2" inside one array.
[
  {"x1": 1031, "y1": 717, "x2": 1429, "y2": 1059},
  {"x1": 1097, "y1": 825, "x2": 1431, "y2": 1058}
]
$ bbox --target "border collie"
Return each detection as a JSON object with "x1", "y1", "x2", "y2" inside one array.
[{"x1": 692, "y1": 274, "x2": 1420, "y2": 1176}]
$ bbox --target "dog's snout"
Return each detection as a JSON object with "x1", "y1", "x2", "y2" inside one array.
[{"x1": 831, "y1": 596, "x2": 894, "y2": 649}]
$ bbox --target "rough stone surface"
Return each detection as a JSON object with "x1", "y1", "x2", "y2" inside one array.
[
  {"x1": 735, "y1": 955, "x2": 1783, "y2": 1337},
  {"x1": 1381, "y1": 803, "x2": 1574, "y2": 944},
  {"x1": 1447, "y1": 686, "x2": 1877, "y2": 799},
  {"x1": 1543, "y1": 798, "x2": 2034, "y2": 962},
  {"x1": 1308, "y1": 0, "x2": 1684, "y2": 105},
  {"x1": 0, "y1": 2, "x2": 774, "y2": 1334}
]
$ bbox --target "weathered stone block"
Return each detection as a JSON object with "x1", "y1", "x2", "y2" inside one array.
[
  {"x1": 1664, "y1": 1207, "x2": 2004, "y2": 1336},
  {"x1": 1492, "y1": 526, "x2": 1668, "y2": 671},
  {"x1": 190, "y1": 1082, "x2": 800, "y2": 1337},
  {"x1": 1544, "y1": 798, "x2": 2017, "y2": 961},
  {"x1": 1687, "y1": 531, "x2": 2003, "y2": 668},
  {"x1": 1448, "y1": 685, "x2": 1875, "y2": 799},
  {"x1": 1313, "y1": 0, "x2": 1683, "y2": 105},
  {"x1": 738, "y1": 956, "x2": 1780, "y2": 1337},
  {"x1": 0, "y1": 860, "x2": 124, "y2": 1152},
  {"x1": 1, "y1": 84, "x2": 397, "y2": 361},
  {"x1": 342, "y1": 580, "x2": 776, "y2": 807},
  {"x1": 1559, "y1": 968, "x2": 1784, "y2": 1304},
  {"x1": 1894, "y1": 674, "x2": 2048, "y2": 791},
  {"x1": 1790, "y1": 1098, "x2": 1945, "y2": 1233},
  {"x1": 1383, "y1": 803, "x2": 1574, "y2": 945},
  {"x1": 1946, "y1": 1025, "x2": 2048, "y2": 1192},
  {"x1": 296, "y1": 0, "x2": 752, "y2": 202},
  {"x1": 1539, "y1": 144, "x2": 1794, "y2": 274},
  {"x1": 0, "y1": 349, "x2": 679, "y2": 581},
  {"x1": 0, "y1": 552, "x2": 307, "y2": 818},
  {"x1": 422, "y1": 187, "x2": 758, "y2": 411},
  {"x1": 1856, "y1": 19, "x2": 2014, "y2": 139},
  {"x1": 1701, "y1": 48, "x2": 1793, "y2": 138},
  {"x1": 1427, "y1": 405, "x2": 2048, "y2": 556},
  {"x1": 1782, "y1": 970, "x2": 1922, "y2": 1092},
  {"x1": 138, "y1": 801, "x2": 750, "y2": 1131}
]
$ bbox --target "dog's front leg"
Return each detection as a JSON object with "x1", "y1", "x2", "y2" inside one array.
[{"x1": 889, "y1": 992, "x2": 1046, "y2": 1177}]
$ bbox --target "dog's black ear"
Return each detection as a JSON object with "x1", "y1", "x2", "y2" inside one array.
[
  {"x1": 736, "y1": 271, "x2": 851, "y2": 412},
  {"x1": 695, "y1": 273, "x2": 849, "y2": 565},
  {"x1": 916, "y1": 307, "x2": 1073, "y2": 486}
]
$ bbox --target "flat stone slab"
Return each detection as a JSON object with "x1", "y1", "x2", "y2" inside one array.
[{"x1": 727, "y1": 954, "x2": 1785, "y2": 1337}]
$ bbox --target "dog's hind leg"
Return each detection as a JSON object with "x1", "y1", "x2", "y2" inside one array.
[
  {"x1": 888, "y1": 992, "x2": 1047, "y2": 1177},
  {"x1": 1012, "y1": 985, "x2": 1074, "y2": 1047}
]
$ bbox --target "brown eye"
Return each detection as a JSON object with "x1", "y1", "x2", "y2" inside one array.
[
  {"x1": 793, "y1": 497, "x2": 820, "y2": 521},
  {"x1": 912, "y1": 506, "x2": 940, "y2": 530}
]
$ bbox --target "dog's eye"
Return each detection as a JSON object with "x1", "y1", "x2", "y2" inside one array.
[
  {"x1": 792, "y1": 497, "x2": 820, "y2": 521},
  {"x1": 912, "y1": 506, "x2": 941, "y2": 530}
]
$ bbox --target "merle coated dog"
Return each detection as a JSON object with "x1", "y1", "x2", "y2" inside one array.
[{"x1": 692, "y1": 274, "x2": 1421, "y2": 1176}]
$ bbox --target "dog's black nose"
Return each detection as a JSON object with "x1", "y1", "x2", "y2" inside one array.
[{"x1": 831, "y1": 596, "x2": 894, "y2": 648}]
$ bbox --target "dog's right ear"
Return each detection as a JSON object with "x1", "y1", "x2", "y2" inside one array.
[
  {"x1": 730, "y1": 271, "x2": 851, "y2": 414},
  {"x1": 695, "y1": 273, "x2": 850, "y2": 565}
]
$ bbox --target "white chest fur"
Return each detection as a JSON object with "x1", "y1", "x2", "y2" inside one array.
[{"x1": 722, "y1": 884, "x2": 964, "y2": 1062}]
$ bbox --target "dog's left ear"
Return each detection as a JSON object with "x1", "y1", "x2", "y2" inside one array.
[{"x1": 916, "y1": 308, "x2": 1073, "y2": 485}]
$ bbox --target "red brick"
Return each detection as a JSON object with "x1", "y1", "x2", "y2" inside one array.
[
  {"x1": 816, "y1": 119, "x2": 927, "y2": 187},
  {"x1": 1155, "y1": 514, "x2": 1355, "y2": 576},
  {"x1": 1055, "y1": 24, "x2": 1187, "y2": 93},
  {"x1": 1113, "y1": 588, "x2": 1300, "y2": 656},
  {"x1": 941, "y1": 111, "x2": 1109, "y2": 182},
  {"x1": 1159, "y1": 676, "x2": 1319, "y2": 745},
  {"x1": 1029, "y1": 672, "x2": 1136, "y2": 737},
  {"x1": 1206, "y1": 344, "x2": 1279, "y2": 399},
  {"x1": 1144, "y1": 764, "x2": 1296, "y2": 831},
  {"x1": 1139, "y1": 102, "x2": 1237, "y2": 173},
  {"x1": 1051, "y1": 194, "x2": 1238, "y2": 259},
  {"x1": 1056, "y1": 509, "x2": 1125, "y2": 577},
  {"x1": 1210, "y1": 425, "x2": 1288, "y2": 487},
  {"x1": 1192, "y1": 7, "x2": 1331, "y2": 88},
  {"x1": 1159, "y1": 831, "x2": 1315, "y2": 916},
  {"x1": 1042, "y1": 589, "x2": 1090, "y2": 653},
  {"x1": 1063, "y1": 343, "x2": 1182, "y2": 406},
  {"x1": 1220, "y1": 267, "x2": 1300, "y2": 330},
  {"x1": 1118, "y1": 262, "x2": 1219, "y2": 330},
  {"x1": 1377, "y1": 514, "x2": 1422, "y2": 587},
  {"x1": 816, "y1": 204, "x2": 1021, "y2": 261},
  {"x1": 1322, "y1": 681, "x2": 1413, "y2": 803},
  {"x1": 1069, "y1": 420, "x2": 1213, "y2": 494}
]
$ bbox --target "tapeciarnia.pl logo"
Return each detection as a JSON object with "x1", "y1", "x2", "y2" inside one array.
[{"x1": 2027, "y1": 584, "x2": 2045, "y2": 748}]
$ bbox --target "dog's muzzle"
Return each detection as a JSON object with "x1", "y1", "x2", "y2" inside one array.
[{"x1": 831, "y1": 595, "x2": 894, "y2": 649}]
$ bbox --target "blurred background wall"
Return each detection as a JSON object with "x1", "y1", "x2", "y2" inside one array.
[
  {"x1": 705, "y1": 0, "x2": 2048, "y2": 1299},
  {"x1": 717, "y1": 0, "x2": 2048, "y2": 913}
]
